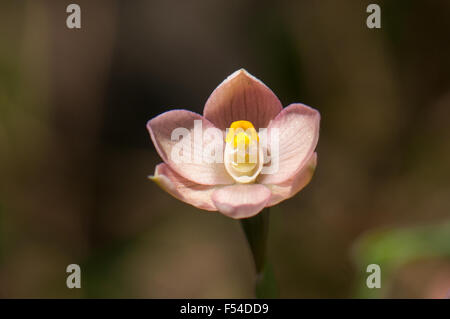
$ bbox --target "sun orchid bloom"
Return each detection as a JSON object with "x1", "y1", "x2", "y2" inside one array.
[{"x1": 147, "y1": 69, "x2": 320, "y2": 219}]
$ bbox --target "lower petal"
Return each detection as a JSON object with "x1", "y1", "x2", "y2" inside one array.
[
  {"x1": 265, "y1": 153, "x2": 317, "y2": 207},
  {"x1": 212, "y1": 184, "x2": 271, "y2": 219},
  {"x1": 150, "y1": 163, "x2": 217, "y2": 211}
]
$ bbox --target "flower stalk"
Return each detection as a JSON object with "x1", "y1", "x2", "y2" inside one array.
[{"x1": 240, "y1": 207, "x2": 278, "y2": 298}]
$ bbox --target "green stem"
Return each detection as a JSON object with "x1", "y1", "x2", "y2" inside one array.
[
  {"x1": 240, "y1": 207, "x2": 269, "y2": 273},
  {"x1": 240, "y1": 207, "x2": 278, "y2": 298}
]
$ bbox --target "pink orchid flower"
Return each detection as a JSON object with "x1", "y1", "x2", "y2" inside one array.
[{"x1": 147, "y1": 69, "x2": 320, "y2": 219}]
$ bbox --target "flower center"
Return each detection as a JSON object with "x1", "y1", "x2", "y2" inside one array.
[{"x1": 224, "y1": 120, "x2": 263, "y2": 183}]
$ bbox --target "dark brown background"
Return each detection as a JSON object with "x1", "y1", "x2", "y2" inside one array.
[{"x1": 0, "y1": 0, "x2": 449, "y2": 298}]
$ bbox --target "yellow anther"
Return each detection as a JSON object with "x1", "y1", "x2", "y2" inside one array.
[
  {"x1": 229, "y1": 120, "x2": 255, "y2": 130},
  {"x1": 225, "y1": 120, "x2": 259, "y2": 169},
  {"x1": 224, "y1": 120, "x2": 263, "y2": 183},
  {"x1": 226, "y1": 120, "x2": 259, "y2": 146},
  {"x1": 234, "y1": 131, "x2": 250, "y2": 148}
]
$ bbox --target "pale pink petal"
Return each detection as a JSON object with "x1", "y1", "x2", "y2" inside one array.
[
  {"x1": 265, "y1": 153, "x2": 317, "y2": 206},
  {"x1": 203, "y1": 69, "x2": 283, "y2": 130},
  {"x1": 212, "y1": 184, "x2": 271, "y2": 219},
  {"x1": 257, "y1": 103, "x2": 320, "y2": 185},
  {"x1": 150, "y1": 163, "x2": 217, "y2": 211},
  {"x1": 147, "y1": 110, "x2": 234, "y2": 185}
]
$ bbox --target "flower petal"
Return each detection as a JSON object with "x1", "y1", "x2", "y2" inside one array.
[
  {"x1": 257, "y1": 103, "x2": 320, "y2": 185},
  {"x1": 150, "y1": 163, "x2": 217, "y2": 211},
  {"x1": 147, "y1": 110, "x2": 234, "y2": 185},
  {"x1": 265, "y1": 152, "x2": 317, "y2": 206},
  {"x1": 212, "y1": 184, "x2": 271, "y2": 219},
  {"x1": 203, "y1": 69, "x2": 283, "y2": 130}
]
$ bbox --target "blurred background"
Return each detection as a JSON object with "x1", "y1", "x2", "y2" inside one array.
[{"x1": 0, "y1": 0, "x2": 449, "y2": 298}]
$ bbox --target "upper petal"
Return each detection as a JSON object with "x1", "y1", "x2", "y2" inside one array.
[
  {"x1": 265, "y1": 152, "x2": 317, "y2": 207},
  {"x1": 203, "y1": 69, "x2": 283, "y2": 131},
  {"x1": 150, "y1": 163, "x2": 217, "y2": 211},
  {"x1": 147, "y1": 109, "x2": 234, "y2": 185},
  {"x1": 257, "y1": 103, "x2": 320, "y2": 185},
  {"x1": 211, "y1": 184, "x2": 271, "y2": 219}
]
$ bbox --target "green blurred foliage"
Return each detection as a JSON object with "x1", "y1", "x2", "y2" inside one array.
[{"x1": 353, "y1": 221, "x2": 450, "y2": 298}]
